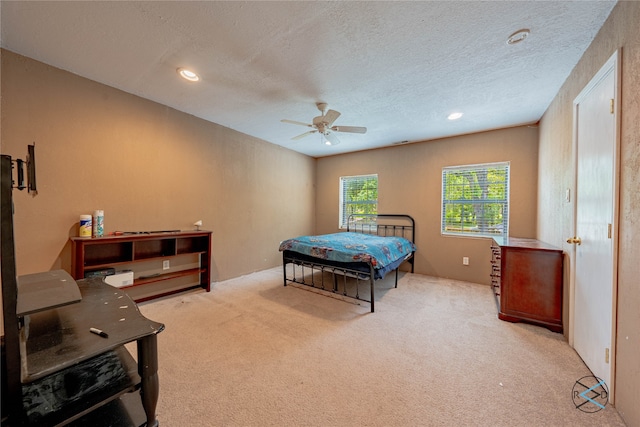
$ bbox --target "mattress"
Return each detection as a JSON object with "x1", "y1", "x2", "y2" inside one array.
[{"x1": 279, "y1": 232, "x2": 416, "y2": 279}]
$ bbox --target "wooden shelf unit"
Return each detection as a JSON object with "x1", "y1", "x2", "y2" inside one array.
[
  {"x1": 490, "y1": 237, "x2": 563, "y2": 333},
  {"x1": 71, "y1": 231, "x2": 212, "y2": 302}
]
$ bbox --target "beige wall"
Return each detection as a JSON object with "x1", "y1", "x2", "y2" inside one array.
[
  {"x1": 316, "y1": 125, "x2": 539, "y2": 285},
  {"x1": 538, "y1": 1, "x2": 640, "y2": 424},
  {"x1": 3, "y1": 2, "x2": 638, "y2": 421},
  {"x1": 0, "y1": 50, "x2": 316, "y2": 282}
]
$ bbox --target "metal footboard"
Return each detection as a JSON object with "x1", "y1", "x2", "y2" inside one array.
[
  {"x1": 282, "y1": 253, "x2": 379, "y2": 312},
  {"x1": 282, "y1": 254, "x2": 406, "y2": 313}
]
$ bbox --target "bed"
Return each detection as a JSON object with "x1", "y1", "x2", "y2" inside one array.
[{"x1": 279, "y1": 214, "x2": 416, "y2": 312}]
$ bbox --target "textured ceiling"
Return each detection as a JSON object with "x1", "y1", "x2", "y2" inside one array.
[{"x1": 0, "y1": 1, "x2": 617, "y2": 157}]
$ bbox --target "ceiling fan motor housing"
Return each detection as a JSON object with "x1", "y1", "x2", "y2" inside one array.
[{"x1": 313, "y1": 116, "x2": 329, "y2": 133}]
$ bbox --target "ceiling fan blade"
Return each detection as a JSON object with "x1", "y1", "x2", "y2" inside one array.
[
  {"x1": 323, "y1": 131, "x2": 341, "y2": 146},
  {"x1": 281, "y1": 119, "x2": 313, "y2": 128},
  {"x1": 323, "y1": 109, "x2": 341, "y2": 127},
  {"x1": 331, "y1": 125, "x2": 367, "y2": 134},
  {"x1": 292, "y1": 130, "x2": 317, "y2": 140}
]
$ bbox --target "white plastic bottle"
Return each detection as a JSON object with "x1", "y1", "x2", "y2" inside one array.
[{"x1": 93, "y1": 210, "x2": 104, "y2": 237}]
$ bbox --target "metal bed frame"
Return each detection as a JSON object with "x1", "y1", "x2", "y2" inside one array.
[{"x1": 281, "y1": 214, "x2": 415, "y2": 312}]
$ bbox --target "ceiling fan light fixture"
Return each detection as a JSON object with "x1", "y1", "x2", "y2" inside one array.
[
  {"x1": 507, "y1": 29, "x2": 530, "y2": 45},
  {"x1": 177, "y1": 67, "x2": 200, "y2": 82},
  {"x1": 448, "y1": 112, "x2": 463, "y2": 120}
]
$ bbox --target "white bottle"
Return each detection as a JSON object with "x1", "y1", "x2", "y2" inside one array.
[{"x1": 93, "y1": 210, "x2": 104, "y2": 237}]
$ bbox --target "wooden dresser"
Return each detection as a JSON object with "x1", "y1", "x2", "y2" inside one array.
[{"x1": 490, "y1": 237, "x2": 563, "y2": 332}]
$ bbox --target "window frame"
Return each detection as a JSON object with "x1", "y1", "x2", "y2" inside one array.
[
  {"x1": 339, "y1": 174, "x2": 378, "y2": 229},
  {"x1": 441, "y1": 162, "x2": 510, "y2": 238}
]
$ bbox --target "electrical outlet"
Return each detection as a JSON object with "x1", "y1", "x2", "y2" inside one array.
[
  {"x1": 162, "y1": 260, "x2": 170, "y2": 270},
  {"x1": 462, "y1": 257, "x2": 469, "y2": 266}
]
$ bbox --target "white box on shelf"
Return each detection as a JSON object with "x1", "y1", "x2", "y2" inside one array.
[{"x1": 104, "y1": 271, "x2": 134, "y2": 288}]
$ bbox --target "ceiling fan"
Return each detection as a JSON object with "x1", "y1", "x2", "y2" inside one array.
[{"x1": 281, "y1": 102, "x2": 367, "y2": 146}]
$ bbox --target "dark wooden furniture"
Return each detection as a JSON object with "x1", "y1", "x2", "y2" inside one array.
[
  {"x1": 16, "y1": 277, "x2": 164, "y2": 426},
  {"x1": 280, "y1": 214, "x2": 415, "y2": 312},
  {"x1": 71, "y1": 231, "x2": 212, "y2": 302},
  {"x1": 490, "y1": 237, "x2": 563, "y2": 332},
  {"x1": 2, "y1": 153, "x2": 164, "y2": 426}
]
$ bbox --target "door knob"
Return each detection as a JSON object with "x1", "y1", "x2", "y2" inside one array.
[{"x1": 567, "y1": 237, "x2": 582, "y2": 245}]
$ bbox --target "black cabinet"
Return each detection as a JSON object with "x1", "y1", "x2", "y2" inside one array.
[{"x1": 6, "y1": 275, "x2": 164, "y2": 426}]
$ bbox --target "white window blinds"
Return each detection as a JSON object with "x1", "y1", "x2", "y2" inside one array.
[
  {"x1": 441, "y1": 162, "x2": 509, "y2": 237},
  {"x1": 339, "y1": 174, "x2": 378, "y2": 228}
]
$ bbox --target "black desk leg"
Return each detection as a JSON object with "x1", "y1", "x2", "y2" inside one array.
[{"x1": 138, "y1": 334, "x2": 160, "y2": 427}]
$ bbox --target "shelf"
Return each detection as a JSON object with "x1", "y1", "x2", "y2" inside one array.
[
  {"x1": 84, "y1": 241, "x2": 133, "y2": 265},
  {"x1": 134, "y1": 238, "x2": 176, "y2": 260},
  {"x1": 71, "y1": 231, "x2": 212, "y2": 302},
  {"x1": 22, "y1": 346, "x2": 139, "y2": 426},
  {"x1": 128, "y1": 267, "x2": 205, "y2": 287},
  {"x1": 68, "y1": 387, "x2": 147, "y2": 426},
  {"x1": 177, "y1": 235, "x2": 209, "y2": 254},
  {"x1": 16, "y1": 270, "x2": 82, "y2": 316}
]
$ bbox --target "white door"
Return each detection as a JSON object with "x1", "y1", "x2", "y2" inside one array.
[{"x1": 571, "y1": 51, "x2": 619, "y2": 397}]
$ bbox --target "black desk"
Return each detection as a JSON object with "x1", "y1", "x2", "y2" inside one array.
[{"x1": 19, "y1": 277, "x2": 164, "y2": 426}]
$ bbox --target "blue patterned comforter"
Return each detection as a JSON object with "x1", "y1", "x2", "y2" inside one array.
[{"x1": 279, "y1": 232, "x2": 416, "y2": 269}]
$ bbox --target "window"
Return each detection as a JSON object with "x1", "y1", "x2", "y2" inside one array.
[
  {"x1": 339, "y1": 174, "x2": 378, "y2": 228},
  {"x1": 441, "y1": 162, "x2": 509, "y2": 237}
]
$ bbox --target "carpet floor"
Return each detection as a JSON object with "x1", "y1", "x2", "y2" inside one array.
[{"x1": 134, "y1": 267, "x2": 626, "y2": 426}]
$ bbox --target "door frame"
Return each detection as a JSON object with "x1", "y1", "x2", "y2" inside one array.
[{"x1": 568, "y1": 49, "x2": 621, "y2": 402}]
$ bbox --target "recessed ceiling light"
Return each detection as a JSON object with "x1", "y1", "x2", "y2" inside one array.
[
  {"x1": 448, "y1": 112, "x2": 463, "y2": 121},
  {"x1": 507, "y1": 29, "x2": 530, "y2": 45},
  {"x1": 177, "y1": 68, "x2": 200, "y2": 82}
]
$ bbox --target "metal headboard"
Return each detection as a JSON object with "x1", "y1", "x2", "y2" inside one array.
[{"x1": 347, "y1": 214, "x2": 415, "y2": 243}]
